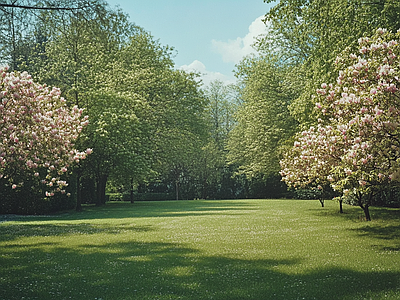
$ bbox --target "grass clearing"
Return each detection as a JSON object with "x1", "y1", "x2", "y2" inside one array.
[{"x1": 0, "y1": 199, "x2": 399, "y2": 300}]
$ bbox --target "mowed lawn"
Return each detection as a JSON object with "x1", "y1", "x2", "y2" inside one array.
[{"x1": 0, "y1": 200, "x2": 399, "y2": 300}]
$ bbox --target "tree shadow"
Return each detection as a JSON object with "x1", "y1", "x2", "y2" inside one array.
[
  {"x1": 0, "y1": 239, "x2": 399, "y2": 300},
  {"x1": 1, "y1": 200, "x2": 258, "y2": 222},
  {"x1": 350, "y1": 224, "x2": 400, "y2": 251},
  {"x1": 308, "y1": 203, "x2": 400, "y2": 222},
  {"x1": 0, "y1": 222, "x2": 155, "y2": 242}
]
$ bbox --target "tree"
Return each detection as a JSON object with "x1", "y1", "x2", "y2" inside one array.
[
  {"x1": 263, "y1": 0, "x2": 400, "y2": 126},
  {"x1": 150, "y1": 70, "x2": 209, "y2": 200},
  {"x1": 34, "y1": 4, "x2": 211, "y2": 204},
  {"x1": 26, "y1": 4, "x2": 162, "y2": 206},
  {"x1": 0, "y1": 0, "x2": 99, "y2": 71},
  {"x1": 0, "y1": 67, "x2": 90, "y2": 195},
  {"x1": 227, "y1": 55, "x2": 297, "y2": 179},
  {"x1": 186, "y1": 80, "x2": 239, "y2": 199},
  {"x1": 280, "y1": 28, "x2": 400, "y2": 221},
  {"x1": 0, "y1": 0, "x2": 37, "y2": 70},
  {"x1": 205, "y1": 80, "x2": 238, "y2": 149},
  {"x1": 0, "y1": 1, "x2": 212, "y2": 205}
]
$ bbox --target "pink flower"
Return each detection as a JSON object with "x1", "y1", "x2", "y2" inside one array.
[
  {"x1": 376, "y1": 28, "x2": 387, "y2": 35},
  {"x1": 358, "y1": 37, "x2": 369, "y2": 45},
  {"x1": 375, "y1": 107, "x2": 383, "y2": 116},
  {"x1": 387, "y1": 84, "x2": 397, "y2": 93},
  {"x1": 12, "y1": 184, "x2": 17, "y2": 189}
]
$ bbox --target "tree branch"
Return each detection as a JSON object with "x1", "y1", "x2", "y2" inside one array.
[{"x1": 0, "y1": 4, "x2": 81, "y2": 11}]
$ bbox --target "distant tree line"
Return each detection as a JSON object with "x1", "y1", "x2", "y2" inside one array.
[
  {"x1": 1, "y1": 0, "x2": 400, "y2": 215},
  {"x1": 0, "y1": 0, "x2": 286, "y2": 214},
  {"x1": 230, "y1": 0, "x2": 400, "y2": 219}
]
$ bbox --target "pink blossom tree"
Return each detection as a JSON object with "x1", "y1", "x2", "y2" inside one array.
[
  {"x1": 280, "y1": 28, "x2": 400, "y2": 221},
  {"x1": 0, "y1": 67, "x2": 91, "y2": 196},
  {"x1": 280, "y1": 123, "x2": 345, "y2": 208}
]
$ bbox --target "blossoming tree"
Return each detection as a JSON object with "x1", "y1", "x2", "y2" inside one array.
[
  {"x1": 0, "y1": 67, "x2": 91, "y2": 196},
  {"x1": 280, "y1": 28, "x2": 400, "y2": 221}
]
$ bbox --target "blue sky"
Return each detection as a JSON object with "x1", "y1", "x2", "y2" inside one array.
[{"x1": 105, "y1": 0, "x2": 276, "y2": 86}]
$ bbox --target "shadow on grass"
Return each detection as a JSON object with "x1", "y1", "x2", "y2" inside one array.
[
  {"x1": 350, "y1": 224, "x2": 400, "y2": 251},
  {"x1": 308, "y1": 203, "x2": 400, "y2": 222},
  {"x1": 309, "y1": 204, "x2": 400, "y2": 252},
  {"x1": 0, "y1": 239, "x2": 399, "y2": 300},
  {"x1": 2, "y1": 200, "x2": 259, "y2": 222}
]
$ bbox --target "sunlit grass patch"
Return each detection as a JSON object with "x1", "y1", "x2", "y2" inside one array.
[{"x1": 0, "y1": 199, "x2": 399, "y2": 299}]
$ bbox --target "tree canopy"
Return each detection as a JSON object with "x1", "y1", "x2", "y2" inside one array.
[
  {"x1": 227, "y1": 55, "x2": 297, "y2": 179},
  {"x1": 2, "y1": 0, "x2": 400, "y2": 214},
  {"x1": 0, "y1": 67, "x2": 90, "y2": 196},
  {"x1": 280, "y1": 28, "x2": 400, "y2": 220}
]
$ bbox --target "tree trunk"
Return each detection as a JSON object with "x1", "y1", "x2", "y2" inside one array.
[
  {"x1": 201, "y1": 179, "x2": 208, "y2": 199},
  {"x1": 339, "y1": 199, "x2": 343, "y2": 214},
  {"x1": 96, "y1": 174, "x2": 108, "y2": 206},
  {"x1": 175, "y1": 180, "x2": 179, "y2": 200},
  {"x1": 130, "y1": 178, "x2": 134, "y2": 204},
  {"x1": 76, "y1": 174, "x2": 82, "y2": 212},
  {"x1": 357, "y1": 192, "x2": 372, "y2": 221},
  {"x1": 319, "y1": 199, "x2": 324, "y2": 207},
  {"x1": 362, "y1": 204, "x2": 371, "y2": 221}
]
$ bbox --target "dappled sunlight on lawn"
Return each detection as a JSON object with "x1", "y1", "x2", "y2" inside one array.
[{"x1": 0, "y1": 200, "x2": 399, "y2": 299}]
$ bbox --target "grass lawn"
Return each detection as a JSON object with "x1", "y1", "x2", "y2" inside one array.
[{"x1": 0, "y1": 199, "x2": 399, "y2": 300}]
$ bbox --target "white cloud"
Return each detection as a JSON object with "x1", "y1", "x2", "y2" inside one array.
[
  {"x1": 211, "y1": 16, "x2": 269, "y2": 64},
  {"x1": 178, "y1": 17, "x2": 270, "y2": 88},
  {"x1": 179, "y1": 60, "x2": 236, "y2": 87}
]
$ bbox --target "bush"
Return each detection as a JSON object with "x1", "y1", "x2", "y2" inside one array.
[
  {"x1": 133, "y1": 193, "x2": 175, "y2": 201},
  {"x1": 108, "y1": 193, "x2": 123, "y2": 201},
  {"x1": 0, "y1": 179, "x2": 75, "y2": 215}
]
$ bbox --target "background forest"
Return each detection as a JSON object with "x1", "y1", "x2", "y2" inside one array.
[{"x1": 1, "y1": 0, "x2": 400, "y2": 214}]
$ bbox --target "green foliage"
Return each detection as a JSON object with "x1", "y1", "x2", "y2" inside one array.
[
  {"x1": 204, "y1": 80, "x2": 238, "y2": 149},
  {"x1": 263, "y1": 0, "x2": 400, "y2": 126},
  {"x1": 4, "y1": 2, "x2": 210, "y2": 207},
  {"x1": 280, "y1": 28, "x2": 400, "y2": 220},
  {"x1": 1, "y1": 200, "x2": 399, "y2": 299},
  {"x1": 228, "y1": 56, "x2": 297, "y2": 179},
  {"x1": 33, "y1": 9, "x2": 158, "y2": 205},
  {"x1": 133, "y1": 192, "x2": 175, "y2": 201},
  {"x1": 0, "y1": 176, "x2": 76, "y2": 214}
]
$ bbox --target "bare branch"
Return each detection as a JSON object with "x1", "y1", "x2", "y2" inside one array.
[{"x1": 0, "y1": 3, "x2": 82, "y2": 11}]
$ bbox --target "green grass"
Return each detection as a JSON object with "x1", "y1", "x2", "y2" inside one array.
[{"x1": 0, "y1": 199, "x2": 399, "y2": 300}]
